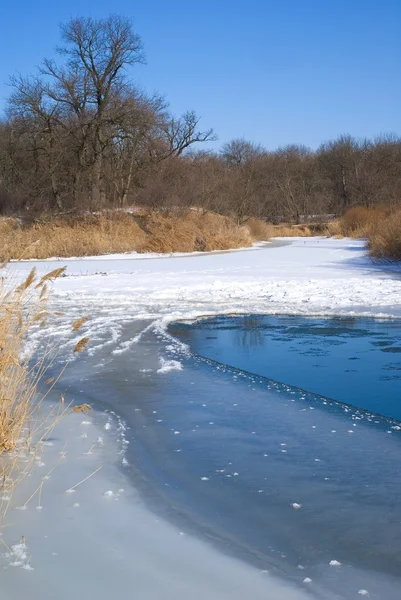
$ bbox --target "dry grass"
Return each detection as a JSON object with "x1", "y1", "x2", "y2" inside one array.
[
  {"x1": 326, "y1": 206, "x2": 401, "y2": 260},
  {"x1": 246, "y1": 218, "x2": 274, "y2": 240},
  {"x1": 0, "y1": 264, "x2": 87, "y2": 523},
  {"x1": 0, "y1": 211, "x2": 255, "y2": 259},
  {"x1": 136, "y1": 211, "x2": 252, "y2": 253},
  {"x1": 0, "y1": 213, "x2": 147, "y2": 260},
  {"x1": 331, "y1": 206, "x2": 392, "y2": 238},
  {"x1": 270, "y1": 224, "x2": 314, "y2": 237},
  {"x1": 368, "y1": 209, "x2": 401, "y2": 260}
]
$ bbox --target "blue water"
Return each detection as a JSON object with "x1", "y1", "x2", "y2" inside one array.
[{"x1": 171, "y1": 315, "x2": 401, "y2": 421}]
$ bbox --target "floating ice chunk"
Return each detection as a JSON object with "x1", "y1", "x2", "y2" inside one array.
[
  {"x1": 291, "y1": 503, "x2": 302, "y2": 510},
  {"x1": 329, "y1": 559, "x2": 342, "y2": 567},
  {"x1": 157, "y1": 358, "x2": 183, "y2": 374},
  {"x1": 200, "y1": 477, "x2": 209, "y2": 481},
  {"x1": 303, "y1": 577, "x2": 312, "y2": 583},
  {"x1": 358, "y1": 591, "x2": 369, "y2": 597},
  {"x1": 103, "y1": 490, "x2": 114, "y2": 497},
  {"x1": 173, "y1": 431, "x2": 180, "y2": 435},
  {"x1": 104, "y1": 422, "x2": 111, "y2": 430}
]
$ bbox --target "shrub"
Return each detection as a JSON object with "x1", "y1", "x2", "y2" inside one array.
[
  {"x1": 368, "y1": 210, "x2": 401, "y2": 260},
  {"x1": 336, "y1": 206, "x2": 391, "y2": 238},
  {"x1": 246, "y1": 218, "x2": 274, "y2": 240}
]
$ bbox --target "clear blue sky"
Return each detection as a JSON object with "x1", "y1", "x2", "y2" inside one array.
[{"x1": 1, "y1": 0, "x2": 400, "y2": 150}]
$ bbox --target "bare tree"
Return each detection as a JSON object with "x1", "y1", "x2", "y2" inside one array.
[{"x1": 161, "y1": 110, "x2": 216, "y2": 157}]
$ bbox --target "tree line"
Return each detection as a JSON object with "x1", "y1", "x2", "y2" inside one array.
[{"x1": 0, "y1": 15, "x2": 400, "y2": 223}]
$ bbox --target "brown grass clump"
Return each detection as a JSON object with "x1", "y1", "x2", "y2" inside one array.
[
  {"x1": 270, "y1": 224, "x2": 314, "y2": 237},
  {"x1": 0, "y1": 213, "x2": 147, "y2": 260},
  {"x1": 368, "y1": 209, "x2": 401, "y2": 260},
  {"x1": 246, "y1": 218, "x2": 274, "y2": 241},
  {"x1": 334, "y1": 206, "x2": 392, "y2": 238},
  {"x1": 133, "y1": 211, "x2": 253, "y2": 253}
]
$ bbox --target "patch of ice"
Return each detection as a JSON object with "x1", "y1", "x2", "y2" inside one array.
[
  {"x1": 291, "y1": 503, "x2": 302, "y2": 510},
  {"x1": 329, "y1": 559, "x2": 342, "y2": 567},
  {"x1": 157, "y1": 358, "x2": 183, "y2": 374}
]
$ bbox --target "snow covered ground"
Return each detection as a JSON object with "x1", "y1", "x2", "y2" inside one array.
[
  {"x1": 3, "y1": 237, "x2": 401, "y2": 599},
  {"x1": 11, "y1": 237, "x2": 401, "y2": 344}
]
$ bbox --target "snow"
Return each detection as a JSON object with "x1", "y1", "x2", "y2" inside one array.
[
  {"x1": 157, "y1": 358, "x2": 184, "y2": 373},
  {"x1": 11, "y1": 239, "x2": 401, "y2": 333}
]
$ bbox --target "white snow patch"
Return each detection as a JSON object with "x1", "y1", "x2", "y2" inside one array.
[
  {"x1": 329, "y1": 559, "x2": 342, "y2": 567},
  {"x1": 157, "y1": 358, "x2": 183, "y2": 374}
]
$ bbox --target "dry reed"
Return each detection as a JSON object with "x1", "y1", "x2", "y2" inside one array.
[
  {"x1": 0, "y1": 211, "x2": 255, "y2": 259},
  {"x1": 368, "y1": 209, "x2": 401, "y2": 259},
  {"x1": 0, "y1": 262, "x2": 85, "y2": 524}
]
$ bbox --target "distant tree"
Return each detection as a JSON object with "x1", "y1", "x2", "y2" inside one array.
[{"x1": 220, "y1": 138, "x2": 263, "y2": 166}]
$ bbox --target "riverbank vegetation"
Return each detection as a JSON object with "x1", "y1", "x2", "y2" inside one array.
[
  {"x1": 0, "y1": 265, "x2": 89, "y2": 521},
  {"x1": 0, "y1": 15, "x2": 400, "y2": 260}
]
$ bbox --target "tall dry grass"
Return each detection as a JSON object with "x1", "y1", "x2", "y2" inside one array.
[
  {"x1": 329, "y1": 206, "x2": 392, "y2": 238},
  {"x1": 0, "y1": 211, "x2": 255, "y2": 259},
  {"x1": 246, "y1": 218, "x2": 274, "y2": 241},
  {"x1": 0, "y1": 264, "x2": 88, "y2": 523},
  {"x1": 0, "y1": 213, "x2": 147, "y2": 260},
  {"x1": 137, "y1": 211, "x2": 253, "y2": 253},
  {"x1": 368, "y1": 209, "x2": 401, "y2": 260}
]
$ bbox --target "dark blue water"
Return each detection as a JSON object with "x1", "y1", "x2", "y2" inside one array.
[{"x1": 171, "y1": 315, "x2": 401, "y2": 421}]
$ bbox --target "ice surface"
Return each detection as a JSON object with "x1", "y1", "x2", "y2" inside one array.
[{"x1": 1, "y1": 410, "x2": 317, "y2": 600}]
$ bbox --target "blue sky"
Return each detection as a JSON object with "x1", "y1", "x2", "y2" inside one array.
[{"x1": 1, "y1": 0, "x2": 400, "y2": 150}]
